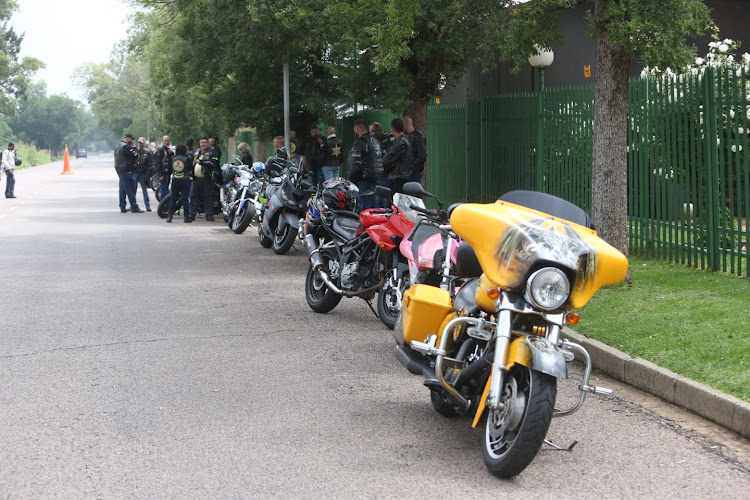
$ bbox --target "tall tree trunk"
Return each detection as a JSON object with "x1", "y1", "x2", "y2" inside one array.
[
  {"x1": 405, "y1": 100, "x2": 428, "y2": 134},
  {"x1": 255, "y1": 132, "x2": 269, "y2": 162},
  {"x1": 592, "y1": 0, "x2": 630, "y2": 258}
]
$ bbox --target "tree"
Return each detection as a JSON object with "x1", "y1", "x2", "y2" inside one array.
[
  {"x1": 0, "y1": 0, "x2": 42, "y2": 114},
  {"x1": 11, "y1": 83, "x2": 88, "y2": 154},
  {"x1": 493, "y1": 0, "x2": 710, "y2": 259}
]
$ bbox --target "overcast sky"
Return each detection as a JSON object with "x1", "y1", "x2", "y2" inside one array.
[{"x1": 11, "y1": 0, "x2": 132, "y2": 103}]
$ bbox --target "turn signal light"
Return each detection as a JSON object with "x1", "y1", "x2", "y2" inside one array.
[
  {"x1": 566, "y1": 312, "x2": 580, "y2": 325},
  {"x1": 486, "y1": 287, "x2": 500, "y2": 300}
]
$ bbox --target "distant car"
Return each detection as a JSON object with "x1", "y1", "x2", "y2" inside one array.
[{"x1": 76, "y1": 149, "x2": 87, "y2": 158}]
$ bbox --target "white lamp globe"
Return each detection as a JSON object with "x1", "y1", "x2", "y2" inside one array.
[{"x1": 528, "y1": 44, "x2": 554, "y2": 69}]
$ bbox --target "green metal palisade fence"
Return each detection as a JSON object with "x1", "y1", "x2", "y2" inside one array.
[{"x1": 427, "y1": 65, "x2": 750, "y2": 275}]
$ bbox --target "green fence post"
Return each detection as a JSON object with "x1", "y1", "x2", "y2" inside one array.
[{"x1": 703, "y1": 66, "x2": 721, "y2": 270}]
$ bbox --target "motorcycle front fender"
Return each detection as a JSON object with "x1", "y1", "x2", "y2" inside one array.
[
  {"x1": 471, "y1": 335, "x2": 567, "y2": 428},
  {"x1": 278, "y1": 211, "x2": 300, "y2": 233}
]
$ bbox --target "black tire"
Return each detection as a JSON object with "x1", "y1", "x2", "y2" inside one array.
[
  {"x1": 305, "y1": 263, "x2": 342, "y2": 313},
  {"x1": 258, "y1": 227, "x2": 273, "y2": 248},
  {"x1": 231, "y1": 202, "x2": 255, "y2": 234},
  {"x1": 157, "y1": 193, "x2": 180, "y2": 219},
  {"x1": 377, "y1": 277, "x2": 402, "y2": 330},
  {"x1": 481, "y1": 366, "x2": 557, "y2": 478},
  {"x1": 272, "y1": 220, "x2": 297, "y2": 255}
]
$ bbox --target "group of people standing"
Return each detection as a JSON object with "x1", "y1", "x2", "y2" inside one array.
[
  {"x1": 115, "y1": 133, "x2": 222, "y2": 223},
  {"x1": 348, "y1": 116, "x2": 427, "y2": 210},
  {"x1": 270, "y1": 115, "x2": 426, "y2": 212}
]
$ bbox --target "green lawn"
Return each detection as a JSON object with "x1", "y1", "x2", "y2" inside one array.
[{"x1": 572, "y1": 255, "x2": 750, "y2": 402}]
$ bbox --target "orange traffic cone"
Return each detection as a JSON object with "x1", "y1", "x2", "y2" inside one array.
[{"x1": 60, "y1": 144, "x2": 73, "y2": 175}]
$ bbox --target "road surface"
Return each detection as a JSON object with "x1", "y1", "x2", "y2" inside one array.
[{"x1": 0, "y1": 155, "x2": 748, "y2": 499}]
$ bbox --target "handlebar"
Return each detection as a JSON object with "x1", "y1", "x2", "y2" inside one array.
[{"x1": 410, "y1": 204, "x2": 449, "y2": 223}]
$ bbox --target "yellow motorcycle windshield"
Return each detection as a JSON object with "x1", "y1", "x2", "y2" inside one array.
[{"x1": 450, "y1": 201, "x2": 628, "y2": 309}]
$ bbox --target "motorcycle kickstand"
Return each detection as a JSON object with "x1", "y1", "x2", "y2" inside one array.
[
  {"x1": 543, "y1": 439, "x2": 578, "y2": 452},
  {"x1": 364, "y1": 298, "x2": 379, "y2": 319}
]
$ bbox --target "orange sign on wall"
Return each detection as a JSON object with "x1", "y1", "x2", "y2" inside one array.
[{"x1": 584, "y1": 65, "x2": 592, "y2": 78}]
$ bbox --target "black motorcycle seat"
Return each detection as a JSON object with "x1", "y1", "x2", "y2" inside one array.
[
  {"x1": 330, "y1": 209, "x2": 360, "y2": 220},
  {"x1": 332, "y1": 216, "x2": 360, "y2": 240},
  {"x1": 408, "y1": 222, "x2": 443, "y2": 263},
  {"x1": 455, "y1": 241, "x2": 483, "y2": 278},
  {"x1": 499, "y1": 190, "x2": 593, "y2": 229},
  {"x1": 453, "y1": 278, "x2": 479, "y2": 313}
]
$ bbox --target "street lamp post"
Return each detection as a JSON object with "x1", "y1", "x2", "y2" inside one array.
[{"x1": 529, "y1": 45, "x2": 554, "y2": 193}]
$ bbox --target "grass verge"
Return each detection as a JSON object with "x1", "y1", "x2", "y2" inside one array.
[
  {"x1": 572, "y1": 255, "x2": 749, "y2": 402},
  {"x1": 13, "y1": 141, "x2": 53, "y2": 168}
]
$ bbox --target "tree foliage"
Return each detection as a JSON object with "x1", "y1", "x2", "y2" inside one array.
[{"x1": 0, "y1": 0, "x2": 43, "y2": 114}]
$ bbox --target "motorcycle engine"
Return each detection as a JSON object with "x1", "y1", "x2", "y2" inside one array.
[{"x1": 340, "y1": 262, "x2": 359, "y2": 289}]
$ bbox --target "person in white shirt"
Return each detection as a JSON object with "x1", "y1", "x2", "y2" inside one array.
[{"x1": 1, "y1": 142, "x2": 17, "y2": 198}]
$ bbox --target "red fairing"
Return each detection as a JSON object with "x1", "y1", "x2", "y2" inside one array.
[{"x1": 364, "y1": 207, "x2": 415, "y2": 251}]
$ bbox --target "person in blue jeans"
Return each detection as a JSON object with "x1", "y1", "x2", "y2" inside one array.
[
  {"x1": 134, "y1": 137, "x2": 153, "y2": 211},
  {"x1": 115, "y1": 134, "x2": 144, "y2": 213}
]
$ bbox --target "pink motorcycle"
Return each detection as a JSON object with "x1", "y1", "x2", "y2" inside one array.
[{"x1": 377, "y1": 182, "x2": 460, "y2": 329}]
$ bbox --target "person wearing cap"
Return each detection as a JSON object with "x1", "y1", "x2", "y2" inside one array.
[
  {"x1": 135, "y1": 137, "x2": 153, "y2": 211},
  {"x1": 2, "y1": 142, "x2": 17, "y2": 198},
  {"x1": 115, "y1": 133, "x2": 144, "y2": 213}
]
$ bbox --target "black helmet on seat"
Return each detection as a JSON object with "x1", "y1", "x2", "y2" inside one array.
[
  {"x1": 265, "y1": 157, "x2": 287, "y2": 177},
  {"x1": 322, "y1": 179, "x2": 359, "y2": 211}
]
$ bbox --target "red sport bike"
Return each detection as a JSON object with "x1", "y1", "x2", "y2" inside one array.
[{"x1": 303, "y1": 181, "x2": 423, "y2": 314}]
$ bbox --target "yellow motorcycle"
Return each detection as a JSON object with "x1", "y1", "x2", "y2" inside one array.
[{"x1": 393, "y1": 190, "x2": 628, "y2": 478}]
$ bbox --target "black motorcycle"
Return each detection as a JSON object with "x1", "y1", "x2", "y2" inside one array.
[
  {"x1": 257, "y1": 157, "x2": 316, "y2": 254},
  {"x1": 157, "y1": 172, "x2": 222, "y2": 219}
]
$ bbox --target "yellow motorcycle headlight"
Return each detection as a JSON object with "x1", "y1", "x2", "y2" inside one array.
[{"x1": 526, "y1": 267, "x2": 570, "y2": 311}]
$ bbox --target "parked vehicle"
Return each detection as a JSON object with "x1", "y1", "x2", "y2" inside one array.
[
  {"x1": 376, "y1": 182, "x2": 465, "y2": 330},
  {"x1": 221, "y1": 159, "x2": 266, "y2": 234},
  {"x1": 76, "y1": 149, "x2": 87, "y2": 158},
  {"x1": 393, "y1": 190, "x2": 628, "y2": 478},
  {"x1": 157, "y1": 172, "x2": 222, "y2": 219},
  {"x1": 302, "y1": 181, "x2": 416, "y2": 315},
  {"x1": 257, "y1": 157, "x2": 315, "y2": 254}
]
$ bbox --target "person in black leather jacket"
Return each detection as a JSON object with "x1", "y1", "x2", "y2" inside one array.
[
  {"x1": 403, "y1": 115, "x2": 427, "y2": 184},
  {"x1": 381, "y1": 118, "x2": 411, "y2": 194},
  {"x1": 115, "y1": 133, "x2": 143, "y2": 213},
  {"x1": 154, "y1": 136, "x2": 174, "y2": 200},
  {"x1": 347, "y1": 119, "x2": 384, "y2": 211}
]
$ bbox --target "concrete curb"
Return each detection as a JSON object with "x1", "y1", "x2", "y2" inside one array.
[{"x1": 561, "y1": 328, "x2": 750, "y2": 439}]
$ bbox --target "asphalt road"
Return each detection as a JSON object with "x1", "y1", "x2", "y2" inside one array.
[{"x1": 0, "y1": 155, "x2": 748, "y2": 499}]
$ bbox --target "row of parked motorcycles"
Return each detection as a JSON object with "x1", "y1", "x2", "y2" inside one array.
[{"x1": 162, "y1": 154, "x2": 629, "y2": 478}]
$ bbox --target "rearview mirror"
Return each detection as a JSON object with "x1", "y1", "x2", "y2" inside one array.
[
  {"x1": 403, "y1": 181, "x2": 435, "y2": 198},
  {"x1": 374, "y1": 185, "x2": 392, "y2": 200}
]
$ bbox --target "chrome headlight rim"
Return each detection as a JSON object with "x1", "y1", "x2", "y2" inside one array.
[{"x1": 526, "y1": 266, "x2": 570, "y2": 311}]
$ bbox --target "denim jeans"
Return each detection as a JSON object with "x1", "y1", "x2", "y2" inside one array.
[
  {"x1": 117, "y1": 171, "x2": 139, "y2": 210},
  {"x1": 189, "y1": 178, "x2": 213, "y2": 217},
  {"x1": 355, "y1": 181, "x2": 376, "y2": 213},
  {"x1": 322, "y1": 165, "x2": 340, "y2": 182},
  {"x1": 160, "y1": 174, "x2": 170, "y2": 200},
  {"x1": 4, "y1": 170, "x2": 15, "y2": 197},
  {"x1": 409, "y1": 172, "x2": 424, "y2": 184},
  {"x1": 136, "y1": 173, "x2": 151, "y2": 209}
]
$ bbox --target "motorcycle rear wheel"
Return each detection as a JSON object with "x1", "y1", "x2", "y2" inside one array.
[
  {"x1": 157, "y1": 193, "x2": 181, "y2": 219},
  {"x1": 231, "y1": 202, "x2": 254, "y2": 234},
  {"x1": 305, "y1": 263, "x2": 342, "y2": 313},
  {"x1": 481, "y1": 366, "x2": 556, "y2": 478},
  {"x1": 272, "y1": 223, "x2": 297, "y2": 255}
]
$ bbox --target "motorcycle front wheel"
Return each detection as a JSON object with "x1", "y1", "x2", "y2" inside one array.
[
  {"x1": 481, "y1": 365, "x2": 556, "y2": 478},
  {"x1": 258, "y1": 226, "x2": 273, "y2": 248},
  {"x1": 272, "y1": 222, "x2": 297, "y2": 255},
  {"x1": 305, "y1": 263, "x2": 342, "y2": 313},
  {"x1": 377, "y1": 273, "x2": 404, "y2": 330},
  {"x1": 231, "y1": 202, "x2": 254, "y2": 234}
]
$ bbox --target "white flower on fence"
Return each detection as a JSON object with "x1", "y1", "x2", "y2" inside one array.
[{"x1": 719, "y1": 43, "x2": 730, "y2": 53}]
